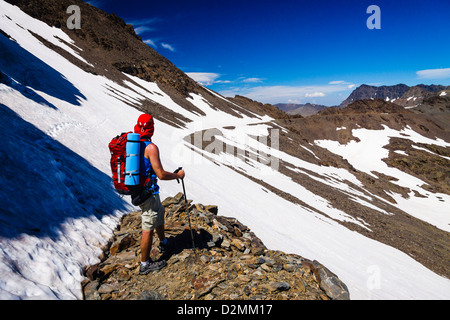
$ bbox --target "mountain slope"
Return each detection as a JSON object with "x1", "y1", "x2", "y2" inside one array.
[
  {"x1": 1, "y1": 0, "x2": 449, "y2": 300},
  {"x1": 3, "y1": 0, "x2": 259, "y2": 126},
  {"x1": 192, "y1": 98, "x2": 450, "y2": 275},
  {"x1": 275, "y1": 102, "x2": 328, "y2": 117}
]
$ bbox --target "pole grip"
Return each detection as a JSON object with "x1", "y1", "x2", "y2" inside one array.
[{"x1": 174, "y1": 167, "x2": 183, "y2": 183}]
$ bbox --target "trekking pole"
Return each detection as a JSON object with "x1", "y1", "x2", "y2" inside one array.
[{"x1": 174, "y1": 167, "x2": 195, "y2": 250}]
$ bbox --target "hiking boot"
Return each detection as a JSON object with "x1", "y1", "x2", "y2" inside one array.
[{"x1": 139, "y1": 260, "x2": 167, "y2": 275}]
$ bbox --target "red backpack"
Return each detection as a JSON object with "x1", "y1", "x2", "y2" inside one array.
[
  {"x1": 108, "y1": 132, "x2": 156, "y2": 203},
  {"x1": 108, "y1": 131, "x2": 133, "y2": 195}
]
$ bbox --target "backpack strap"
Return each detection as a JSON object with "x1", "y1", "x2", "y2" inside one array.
[{"x1": 141, "y1": 141, "x2": 159, "y2": 194}]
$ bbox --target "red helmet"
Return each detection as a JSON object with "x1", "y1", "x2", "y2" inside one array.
[{"x1": 134, "y1": 114, "x2": 154, "y2": 139}]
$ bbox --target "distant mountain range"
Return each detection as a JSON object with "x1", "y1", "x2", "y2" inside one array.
[
  {"x1": 275, "y1": 84, "x2": 450, "y2": 117},
  {"x1": 275, "y1": 102, "x2": 330, "y2": 117},
  {"x1": 340, "y1": 84, "x2": 449, "y2": 108}
]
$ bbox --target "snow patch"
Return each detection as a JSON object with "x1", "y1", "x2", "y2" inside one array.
[{"x1": 315, "y1": 125, "x2": 450, "y2": 232}]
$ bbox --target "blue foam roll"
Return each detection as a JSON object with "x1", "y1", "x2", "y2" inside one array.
[{"x1": 125, "y1": 133, "x2": 141, "y2": 186}]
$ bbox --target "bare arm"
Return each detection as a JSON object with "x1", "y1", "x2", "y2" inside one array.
[{"x1": 145, "y1": 143, "x2": 185, "y2": 180}]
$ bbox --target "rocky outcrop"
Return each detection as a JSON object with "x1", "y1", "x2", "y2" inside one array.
[{"x1": 81, "y1": 193, "x2": 349, "y2": 300}]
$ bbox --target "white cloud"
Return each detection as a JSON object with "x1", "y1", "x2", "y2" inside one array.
[
  {"x1": 329, "y1": 80, "x2": 345, "y2": 85},
  {"x1": 186, "y1": 72, "x2": 236, "y2": 85},
  {"x1": 329, "y1": 80, "x2": 357, "y2": 91},
  {"x1": 329, "y1": 80, "x2": 357, "y2": 90},
  {"x1": 143, "y1": 39, "x2": 157, "y2": 48},
  {"x1": 215, "y1": 80, "x2": 233, "y2": 84},
  {"x1": 242, "y1": 77, "x2": 265, "y2": 83},
  {"x1": 305, "y1": 92, "x2": 325, "y2": 98},
  {"x1": 128, "y1": 18, "x2": 160, "y2": 26},
  {"x1": 127, "y1": 18, "x2": 160, "y2": 35},
  {"x1": 161, "y1": 43, "x2": 175, "y2": 52},
  {"x1": 416, "y1": 68, "x2": 450, "y2": 79},
  {"x1": 134, "y1": 26, "x2": 154, "y2": 35},
  {"x1": 185, "y1": 74, "x2": 269, "y2": 86},
  {"x1": 186, "y1": 73, "x2": 221, "y2": 86}
]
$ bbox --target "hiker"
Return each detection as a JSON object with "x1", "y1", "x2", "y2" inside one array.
[{"x1": 133, "y1": 113, "x2": 185, "y2": 275}]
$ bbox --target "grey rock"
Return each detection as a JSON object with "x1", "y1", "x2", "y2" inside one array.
[
  {"x1": 137, "y1": 290, "x2": 163, "y2": 300},
  {"x1": 315, "y1": 262, "x2": 350, "y2": 300}
]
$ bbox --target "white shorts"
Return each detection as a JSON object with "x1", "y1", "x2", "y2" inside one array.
[{"x1": 139, "y1": 194, "x2": 165, "y2": 231}]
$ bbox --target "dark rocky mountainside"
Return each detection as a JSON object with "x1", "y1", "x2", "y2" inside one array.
[
  {"x1": 340, "y1": 83, "x2": 449, "y2": 108},
  {"x1": 394, "y1": 85, "x2": 449, "y2": 109},
  {"x1": 320, "y1": 98, "x2": 408, "y2": 115},
  {"x1": 336, "y1": 85, "x2": 450, "y2": 137},
  {"x1": 340, "y1": 84, "x2": 410, "y2": 107},
  {"x1": 82, "y1": 193, "x2": 349, "y2": 300}
]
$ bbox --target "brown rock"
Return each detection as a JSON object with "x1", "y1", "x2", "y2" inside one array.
[
  {"x1": 110, "y1": 233, "x2": 135, "y2": 255},
  {"x1": 231, "y1": 238, "x2": 246, "y2": 251},
  {"x1": 85, "y1": 263, "x2": 101, "y2": 281},
  {"x1": 204, "y1": 205, "x2": 218, "y2": 215},
  {"x1": 81, "y1": 195, "x2": 349, "y2": 300},
  {"x1": 261, "y1": 281, "x2": 290, "y2": 292},
  {"x1": 191, "y1": 275, "x2": 225, "y2": 298}
]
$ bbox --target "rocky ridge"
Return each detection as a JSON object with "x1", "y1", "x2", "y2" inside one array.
[
  {"x1": 340, "y1": 84, "x2": 410, "y2": 108},
  {"x1": 340, "y1": 84, "x2": 449, "y2": 109},
  {"x1": 82, "y1": 193, "x2": 349, "y2": 300}
]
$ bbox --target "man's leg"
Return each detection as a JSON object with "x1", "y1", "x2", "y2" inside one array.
[
  {"x1": 155, "y1": 225, "x2": 165, "y2": 242},
  {"x1": 139, "y1": 195, "x2": 167, "y2": 274},
  {"x1": 140, "y1": 229, "x2": 154, "y2": 263},
  {"x1": 139, "y1": 227, "x2": 166, "y2": 274},
  {"x1": 155, "y1": 199, "x2": 166, "y2": 243},
  {"x1": 139, "y1": 196, "x2": 158, "y2": 263}
]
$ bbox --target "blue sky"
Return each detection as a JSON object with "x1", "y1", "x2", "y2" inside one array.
[{"x1": 87, "y1": 0, "x2": 450, "y2": 105}]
